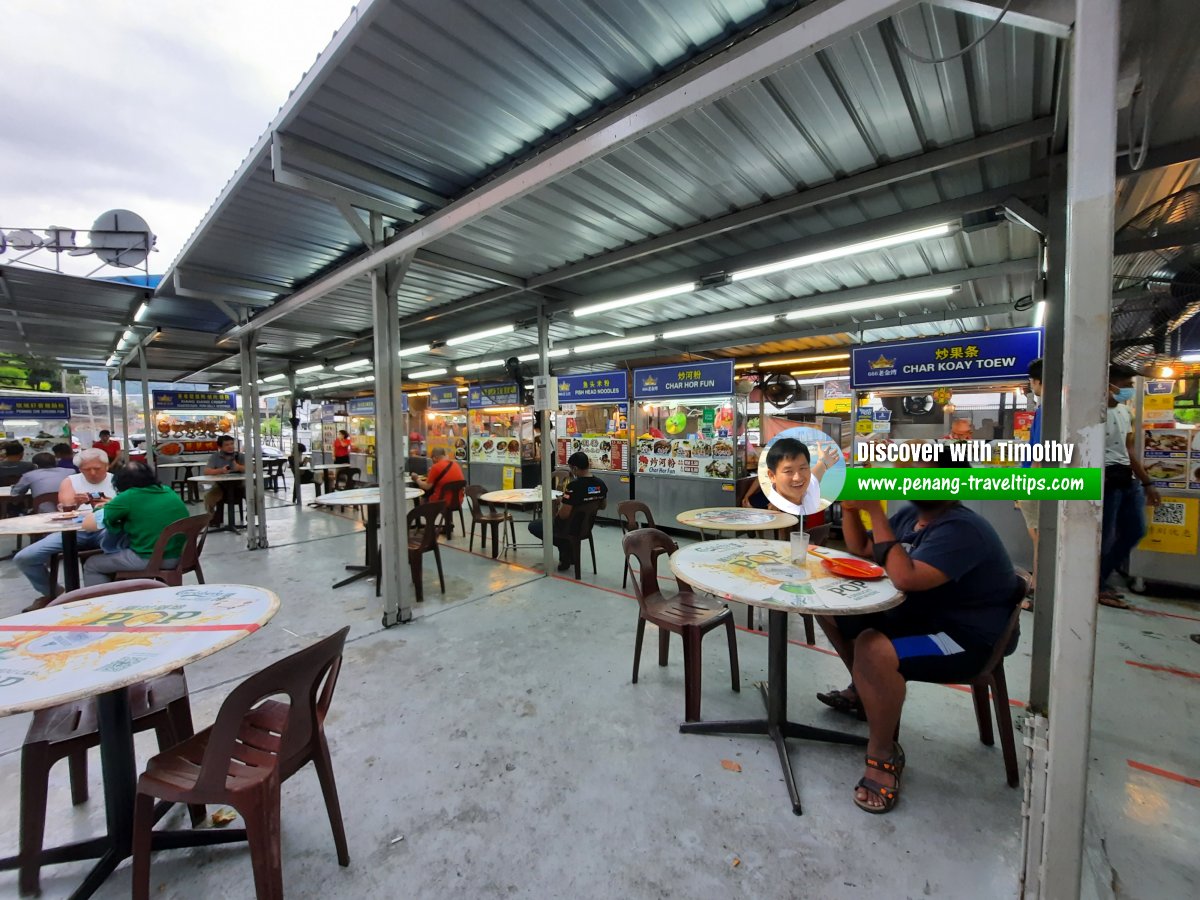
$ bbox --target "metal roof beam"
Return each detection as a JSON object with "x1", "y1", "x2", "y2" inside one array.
[
  {"x1": 1114, "y1": 227, "x2": 1200, "y2": 256},
  {"x1": 173, "y1": 270, "x2": 277, "y2": 309},
  {"x1": 1115, "y1": 136, "x2": 1200, "y2": 176},
  {"x1": 224, "y1": 0, "x2": 919, "y2": 341},
  {"x1": 928, "y1": 0, "x2": 1073, "y2": 39}
]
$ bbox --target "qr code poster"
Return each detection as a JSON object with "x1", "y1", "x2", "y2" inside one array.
[{"x1": 1139, "y1": 497, "x2": 1199, "y2": 555}]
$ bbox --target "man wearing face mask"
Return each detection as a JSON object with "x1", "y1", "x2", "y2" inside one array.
[
  {"x1": 814, "y1": 444, "x2": 1018, "y2": 813},
  {"x1": 1100, "y1": 364, "x2": 1160, "y2": 608}
]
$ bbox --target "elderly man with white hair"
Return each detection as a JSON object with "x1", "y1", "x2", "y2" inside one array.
[{"x1": 13, "y1": 448, "x2": 115, "y2": 602}]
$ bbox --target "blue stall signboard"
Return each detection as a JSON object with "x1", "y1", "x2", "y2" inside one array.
[
  {"x1": 347, "y1": 398, "x2": 375, "y2": 416},
  {"x1": 428, "y1": 386, "x2": 461, "y2": 411},
  {"x1": 632, "y1": 360, "x2": 735, "y2": 400},
  {"x1": 0, "y1": 395, "x2": 71, "y2": 419},
  {"x1": 851, "y1": 327, "x2": 1043, "y2": 389},
  {"x1": 557, "y1": 371, "x2": 628, "y2": 403},
  {"x1": 467, "y1": 382, "x2": 521, "y2": 409},
  {"x1": 152, "y1": 390, "x2": 237, "y2": 412}
]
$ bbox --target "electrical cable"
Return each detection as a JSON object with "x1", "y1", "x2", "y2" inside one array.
[{"x1": 889, "y1": 0, "x2": 1013, "y2": 66}]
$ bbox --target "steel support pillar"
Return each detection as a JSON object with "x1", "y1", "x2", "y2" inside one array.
[
  {"x1": 370, "y1": 212, "x2": 415, "y2": 627},
  {"x1": 287, "y1": 369, "x2": 300, "y2": 502},
  {"x1": 137, "y1": 346, "x2": 153, "y2": 475},
  {"x1": 119, "y1": 374, "x2": 130, "y2": 461},
  {"x1": 1035, "y1": 2, "x2": 1120, "y2": 897},
  {"x1": 106, "y1": 371, "x2": 116, "y2": 436},
  {"x1": 239, "y1": 337, "x2": 268, "y2": 549},
  {"x1": 537, "y1": 307, "x2": 555, "y2": 575}
]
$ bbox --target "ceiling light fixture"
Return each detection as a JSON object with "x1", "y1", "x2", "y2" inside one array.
[
  {"x1": 445, "y1": 324, "x2": 514, "y2": 346},
  {"x1": 408, "y1": 391, "x2": 430, "y2": 397},
  {"x1": 573, "y1": 282, "x2": 695, "y2": 318},
  {"x1": 517, "y1": 349, "x2": 570, "y2": 362},
  {"x1": 398, "y1": 344, "x2": 432, "y2": 357},
  {"x1": 784, "y1": 287, "x2": 957, "y2": 322},
  {"x1": 455, "y1": 359, "x2": 504, "y2": 372},
  {"x1": 333, "y1": 358, "x2": 372, "y2": 372},
  {"x1": 134, "y1": 303, "x2": 150, "y2": 322},
  {"x1": 1032, "y1": 301, "x2": 1046, "y2": 328},
  {"x1": 731, "y1": 224, "x2": 954, "y2": 282},
  {"x1": 571, "y1": 335, "x2": 657, "y2": 353},
  {"x1": 754, "y1": 353, "x2": 851, "y2": 369},
  {"x1": 296, "y1": 363, "x2": 325, "y2": 375},
  {"x1": 223, "y1": 386, "x2": 240, "y2": 393},
  {"x1": 407, "y1": 367, "x2": 447, "y2": 379},
  {"x1": 262, "y1": 373, "x2": 287, "y2": 382},
  {"x1": 660, "y1": 315, "x2": 777, "y2": 340}
]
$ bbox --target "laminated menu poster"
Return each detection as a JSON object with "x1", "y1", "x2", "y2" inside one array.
[
  {"x1": 1143, "y1": 429, "x2": 1190, "y2": 490},
  {"x1": 635, "y1": 436, "x2": 735, "y2": 479},
  {"x1": 469, "y1": 435, "x2": 521, "y2": 464},
  {"x1": 556, "y1": 436, "x2": 626, "y2": 472},
  {"x1": 1192, "y1": 430, "x2": 1200, "y2": 492}
]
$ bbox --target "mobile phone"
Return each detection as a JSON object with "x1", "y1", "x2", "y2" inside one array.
[{"x1": 88, "y1": 492, "x2": 103, "y2": 500}]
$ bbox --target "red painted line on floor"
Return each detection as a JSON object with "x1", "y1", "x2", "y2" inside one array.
[
  {"x1": 1127, "y1": 760, "x2": 1200, "y2": 789},
  {"x1": 1132, "y1": 607, "x2": 1200, "y2": 624},
  {"x1": 1125, "y1": 660, "x2": 1200, "y2": 681},
  {"x1": 0, "y1": 623, "x2": 260, "y2": 634}
]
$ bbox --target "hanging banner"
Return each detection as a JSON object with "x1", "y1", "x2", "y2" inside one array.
[
  {"x1": 851, "y1": 327, "x2": 1043, "y2": 389},
  {"x1": 467, "y1": 382, "x2": 520, "y2": 409},
  {"x1": 557, "y1": 371, "x2": 628, "y2": 403},
  {"x1": 633, "y1": 360, "x2": 734, "y2": 400},
  {"x1": 0, "y1": 395, "x2": 71, "y2": 419},
  {"x1": 428, "y1": 386, "x2": 461, "y2": 411},
  {"x1": 152, "y1": 390, "x2": 237, "y2": 412}
]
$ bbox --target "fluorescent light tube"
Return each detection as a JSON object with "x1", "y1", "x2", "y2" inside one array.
[
  {"x1": 134, "y1": 303, "x2": 149, "y2": 322},
  {"x1": 445, "y1": 324, "x2": 514, "y2": 346},
  {"x1": 407, "y1": 368, "x2": 448, "y2": 379},
  {"x1": 263, "y1": 373, "x2": 286, "y2": 382},
  {"x1": 517, "y1": 349, "x2": 570, "y2": 362},
  {"x1": 571, "y1": 334, "x2": 657, "y2": 353},
  {"x1": 573, "y1": 283, "x2": 695, "y2": 318},
  {"x1": 333, "y1": 358, "x2": 371, "y2": 372},
  {"x1": 1032, "y1": 301, "x2": 1046, "y2": 328},
  {"x1": 455, "y1": 359, "x2": 504, "y2": 372},
  {"x1": 661, "y1": 315, "x2": 776, "y2": 340},
  {"x1": 731, "y1": 224, "x2": 954, "y2": 282},
  {"x1": 784, "y1": 287, "x2": 956, "y2": 321},
  {"x1": 398, "y1": 344, "x2": 432, "y2": 357},
  {"x1": 296, "y1": 364, "x2": 325, "y2": 375}
]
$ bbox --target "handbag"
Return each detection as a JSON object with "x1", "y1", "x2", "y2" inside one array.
[{"x1": 1104, "y1": 464, "x2": 1133, "y2": 490}]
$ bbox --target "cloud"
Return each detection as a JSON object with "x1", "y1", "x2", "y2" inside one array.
[{"x1": 0, "y1": 0, "x2": 356, "y2": 276}]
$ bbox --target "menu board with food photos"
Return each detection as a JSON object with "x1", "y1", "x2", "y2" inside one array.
[
  {"x1": 635, "y1": 436, "x2": 736, "y2": 480},
  {"x1": 469, "y1": 434, "x2": 521, "y2": 464},
  {"x1": 556, "y1": 436, "x2": 626, "y2": 472},
  {"x1": 1143, "y1": 428, "x2": 1191, "y2": 490},
  {"x1": 1192, "y1": 430, "x2": 1200, "y2": 492}
]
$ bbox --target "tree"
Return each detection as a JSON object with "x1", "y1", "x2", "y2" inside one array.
[{"x1": 0, "y1": 353, "x2": 88, "y2": 392}]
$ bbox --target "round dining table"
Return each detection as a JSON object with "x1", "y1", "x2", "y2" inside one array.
[
  {"x1": 669, "y1": 538, "x2": 903, "y2": 815},
  {"x1": 315, "y1": 487, "x2": 422, "y2": 590},
  {"x1": 0, "y1": 583, "x2": 279, "y2": 899},
  {"x1": 479, "y1": 488, "x2": 563, "y2": 556},
  {"x1": 676, "y1": 507, "x2": 798, "y2": 539},
  {"x1": 0, "y1": 511, "x2": 89, "y2": 592}
]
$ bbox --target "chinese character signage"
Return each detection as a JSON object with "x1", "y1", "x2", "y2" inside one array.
[
  {"x1": 428, "y1": 386, "x2": 461, "y2": 411},
  {"x1": 152, "y1": 390, "x2": 237, "y2": 412},
  {"x1": 347, "y1": 398, "x2": 375, "y2": 416},
  {"x1": 0, "y1": 395, "x2": 71, "y2": 419},
  {"x1": 557, "y1": 371, "x2": 628, "y2": 403},
  {"x1": 467, "y1": 382, "x2": 520, "y2": 409},
  {"x1": 632, "y1": 360, "x2": 734, "y2": 400},
  {"x1": 850, "y1": 328, "x2": 1043, "y2": 389},
  {"x1": 1138, "y1": 497, "x2": 1199, "y2": 555}
]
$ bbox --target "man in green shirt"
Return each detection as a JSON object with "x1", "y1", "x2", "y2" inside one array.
[{"x1": 81, "y1": 461, "x2": 189, "y2": 585}]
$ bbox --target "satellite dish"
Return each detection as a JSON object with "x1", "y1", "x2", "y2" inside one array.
[{"x1": 90, "y1": 209, "x2": 155, "y2": 268}]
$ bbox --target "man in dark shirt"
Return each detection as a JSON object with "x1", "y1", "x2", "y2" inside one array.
[
  {"x1": 203, "y1": 434, "x2": 245, "y2": 516},
  {"x1": 815, "y1": 445, "x2": 1019, "y2": 813},
  {"x1": 52, "y1": 442, "x2": 79, "y2": 471},
  {"x1": 528, "y1": 451, "x2": 607, "y2": 571},
  {"x1": 0, "y1": 441, "x2": 35, "y2": 482}
]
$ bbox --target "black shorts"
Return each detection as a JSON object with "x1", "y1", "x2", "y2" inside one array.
[
  {"x1": 834, "y1": 609, "x2": 992, "y2": 683},
  {"x1": 333, "y1": 456, "x2": 350, "y2": 464}
]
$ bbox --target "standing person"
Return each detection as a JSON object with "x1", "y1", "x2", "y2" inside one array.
[
  {"x1": 10, "y1": 452, "x2": 71, "y2": 511},
  {"x1": 1017, "y1": 358, "x2": 1043, "y2": 609},
  {"x1": 528, "y1": 451, "x2": 607, "y2": 571},
  {"x1": 1100, "y1": 364, "x2": 1160, "y2": 608},
  {"x1": 13, "y1": 449, "x2": 114, "y2": 602},
  {"x1": 203, "y1": 434, "x2": 245, "y2": 517},
  {"x1": 52, "y1": 442, "x2": 78, "y2": 471},
  {"x1": 80, "y1": 461, "x2": 189, "y2": 585},
  {"x1": 333, "y1": 430, "x2": 354, "y2": 464},
  {"x1": 0, "y1": 441, "x2": 35, "y2": 481},
  {"x1": 92, "y1": 429, "x2": 121, "y2": 463}
]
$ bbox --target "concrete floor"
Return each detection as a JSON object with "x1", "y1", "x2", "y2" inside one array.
[{"x1": 0, "y1": 492, "x2": 1196, "y2": 899}]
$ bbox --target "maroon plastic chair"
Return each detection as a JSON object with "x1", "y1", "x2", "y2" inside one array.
[
  {"x1": 465, "y1": 485, "x2": 512, "y2": 559},
  {"x1": 112, "y1": 512, "x2": 212, "y2": 586},
  {"x1": 16, "y1": 580, "x2": 199, "y2": 897},
  {"x1": 622, "y1": 528, "x2": 740, "y2": 722},
  {"x1": 617, "y1": 500, "x2": 656, "y2": 590},
  {"x1": 131, "y1": 627, "x2": 351, "y2": 900},
  {"x1": 436, "y1": 479, "x2": 467, "y2": 537},
  {"x1": 407, "y1": 501, "x2": 446, "y2": 602}
]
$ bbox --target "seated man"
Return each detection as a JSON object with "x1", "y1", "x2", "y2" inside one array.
[
  {"x1": 815, "y1": 445, "x2": 1018, "y2": 814},
  {"x1": 52, "y1": 442, "x2": 79, "y2": 471},
  {"x1": 81, "y1": 461, "x2": 189, "y2": 585},
  {"x1": 13, "y1": 449, "x2": 115, "y2": 601},
  {"x1": 0, "y1": 441, "x2": 35, "y2": 482},
  {"x1": 528, "y1": 451, "x2": 607, "y2": 571},
  {"x1": 942, "y1": 417, "x2": 975, "y2": 441},
  {"x1": 92, "y1": 429, "x2": 121, "y2": 463},
  {"x1": 203, "y1": 434, "x2": 245, "y2": 517},
  {"x1": 742, "y1": 437, "x2": 840, "y2": 528},
  {"x1": 414, "y1": 447, "x2": 465, "y2": 534},
  {"x1": 11, "y1": 452, "x2": 71, "y2": 511}
]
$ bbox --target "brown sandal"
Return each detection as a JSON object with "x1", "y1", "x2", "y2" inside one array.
[{"x1": 853, "y1": 743, "x2": 905, "y2": 815}]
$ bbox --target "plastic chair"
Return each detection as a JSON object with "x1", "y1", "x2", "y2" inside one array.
[
  {"x1": 112, "y1": 512, "x2": 212, "y2": 586},
  {"x1": 465, "y1": 485, "x2": 512, "y2": 560},
  {"x1": 551, "y1": 466, "x2": 571, "y2": 491},
  {"x1": 436, "y1": 479, "x2": 467, "y2": 537},
  {"x1": 334, "y1": 467, "x2": 360, "y2": 492},
  {"x1": 406, "y1": 501, "x2": 446, "y2": 602},
  {"x1": 29, "y1": 491, "x2": 61, "y2": 515},
  {"x1": 564, "y1": 502, "x2": 601, "y2": 580},
  {"x1": 617, "y1": 500, "x2": 656, "y2": 589},
  {"x1": 131, "y1": 627, "x2": 351, "y2": 900},
  {"x1": 899, "y1": 574, "x2": 1028, "y2": 787},
  {"x1": 734, "y1": 474, "x2": 757, "y2": 507},
  {"x1": 622, "y1": 528, "x2": 740, "y2": 722},
  {"x1": 17, "y1": 580, "x2": 200, "y2": 897}
]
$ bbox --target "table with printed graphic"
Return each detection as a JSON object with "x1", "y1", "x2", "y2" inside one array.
[
  {"x1": 0, "y1": 583, "x2": 279, "y2": 899},
  {"x1": 0, "y1": 511, "x2": 88, "y2": 592},
  {"x1": 670, "y1": 538, "x2": 902, "y2": 815},
  {"x1": 315, "y1": 487, "x2": 423, "y2": 589},
  {"x1": 479, "y1": 489, "x2": 563, "y2": 555},
  {"x1": 676, "y1": 507, "x2": 798, "y2": 540}
]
